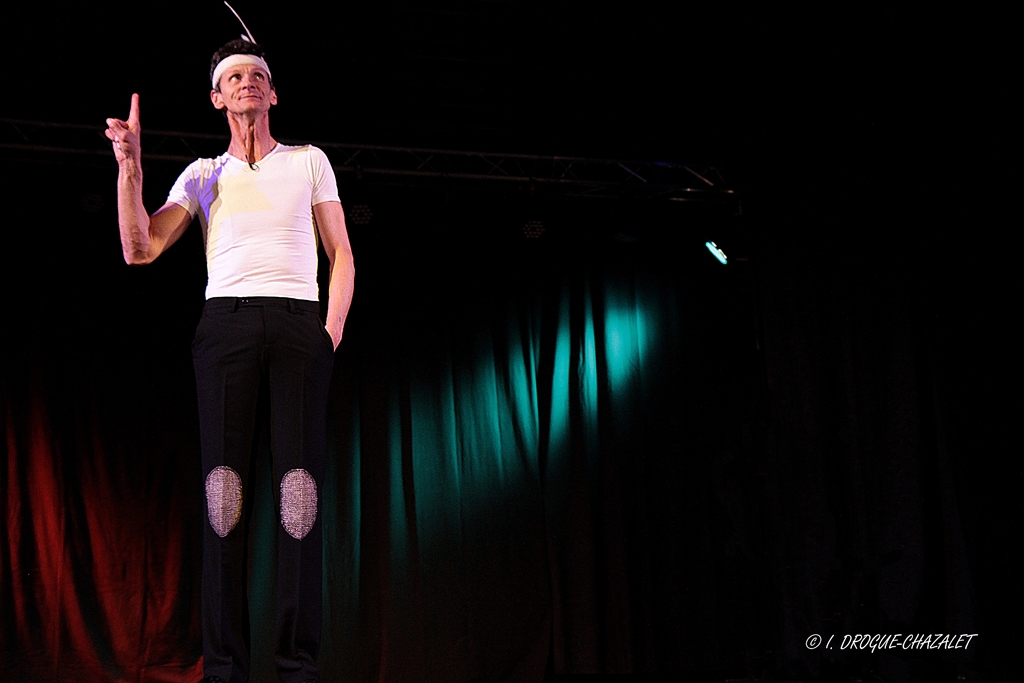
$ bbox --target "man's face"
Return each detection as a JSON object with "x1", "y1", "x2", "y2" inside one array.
[{"x1": 210, "y1": 63, "x2": 277, "y2": 114}]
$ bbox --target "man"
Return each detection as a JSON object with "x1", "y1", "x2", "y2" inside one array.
[{"x1": 106, "y1": 39, "x2": 354, "y2": 683}]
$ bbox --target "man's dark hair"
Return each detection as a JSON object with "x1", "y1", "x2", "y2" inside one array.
[{"x1": 210, "y1": 39, "x2": 273, "y2": 91}]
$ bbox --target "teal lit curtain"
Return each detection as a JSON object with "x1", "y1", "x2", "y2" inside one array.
[
  {"x1": 314, "y1": 273, "x2": 679, "y2": 681},
  {"x1": 300, "y1": 195, "x2": 729, "y2": 682}
]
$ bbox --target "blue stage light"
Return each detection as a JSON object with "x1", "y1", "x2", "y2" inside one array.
[{"x1": 705, "y1": 241, "x2": 728, "y2": 265}]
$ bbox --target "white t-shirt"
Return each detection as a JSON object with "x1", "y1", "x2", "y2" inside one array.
[{"x1": 166, "y1": 144, "x2": 340, "y2": 301}]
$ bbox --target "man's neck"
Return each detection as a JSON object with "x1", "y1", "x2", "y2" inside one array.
[{"x1": 225, "y1": 112, "x2": 277, "y2": 164}]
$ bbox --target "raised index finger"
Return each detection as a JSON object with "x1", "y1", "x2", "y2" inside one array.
[{"x1": 127, "y1": 93, "x2": 140, "y2": 130}]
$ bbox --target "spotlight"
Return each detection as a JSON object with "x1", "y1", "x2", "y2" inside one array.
[{"x1": 705, "y1": 241, "x2": 727, "y2": 265}]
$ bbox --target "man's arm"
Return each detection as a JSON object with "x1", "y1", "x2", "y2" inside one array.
[
  {"x1": 313, "y1": 201, "x2": 355, "y2": 350},
  {"x1": 106, "y1": 93, "x2": 192, "y2": 264}
]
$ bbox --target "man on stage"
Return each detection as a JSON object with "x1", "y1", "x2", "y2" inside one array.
[{"x1": 106, "y1": 38, "x2": 354, "y2": 683}]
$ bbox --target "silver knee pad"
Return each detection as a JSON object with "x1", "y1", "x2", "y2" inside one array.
[
  {"x1": 280, "y1": 468, "x2": 318, "y2": 540},
  {"x1": 205, "y1": 466, "x2": 243, "y2": 538}
]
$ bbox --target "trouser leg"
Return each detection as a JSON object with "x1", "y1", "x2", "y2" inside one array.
[
  {"x1": 263, "y1": 302, "x2": 334, "y2": 683},
  {"x1": 193, "y1": 299, "x2": 265, "y2": 683}
]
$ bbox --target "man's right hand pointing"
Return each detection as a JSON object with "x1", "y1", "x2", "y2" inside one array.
[{"x1": 105, "y1": 93, "x2": 141, "y2": 165}]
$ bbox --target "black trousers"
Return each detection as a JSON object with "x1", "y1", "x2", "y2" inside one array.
[{"x1": 192, "y1": 297, "x2": 334, "y2": 683}]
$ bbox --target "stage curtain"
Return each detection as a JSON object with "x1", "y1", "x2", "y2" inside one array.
[
  {"x1": 2, "y1": 189, "x2": 723, "y2": 682},
  {"x1": 1, "y1": 177, "x2": 985, "y2": 682}
]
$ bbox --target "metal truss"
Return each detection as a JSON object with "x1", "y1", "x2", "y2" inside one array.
[{"x1": 0, "y1": 118, "x2": 735, "y2": 202}]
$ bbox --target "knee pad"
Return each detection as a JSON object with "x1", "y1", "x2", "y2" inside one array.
[
  {"x1": 205, "y1": 466, "x2": 243, "y2": 538},
  {"x1": 280, "y1": 468, "x2": 318, "y2": 540}
]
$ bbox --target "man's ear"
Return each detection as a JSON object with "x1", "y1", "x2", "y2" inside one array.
[
  {"x1": 270, "y1": 87, "x2": 278, "y2": 106},
  {"x1": 211, "y1": 89, "x2": 226, "y2": 110}
]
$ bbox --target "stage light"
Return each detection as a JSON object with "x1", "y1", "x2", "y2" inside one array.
[{"x1": 705, "y1": 241, "x2": 727, "y2": 265}]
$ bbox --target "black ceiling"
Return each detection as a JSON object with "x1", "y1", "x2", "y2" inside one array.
[{"x1": 6, "y1": 1, "x2": 998, "y2": 173}]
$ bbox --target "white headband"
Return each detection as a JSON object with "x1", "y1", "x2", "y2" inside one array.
[{"x1": 212, "y1": 54, "x2": 273, "y2": 89}]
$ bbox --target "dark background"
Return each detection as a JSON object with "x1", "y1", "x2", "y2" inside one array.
[{"x1": 1, "y1": 2, "x2": 1017, "y2": 682}]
